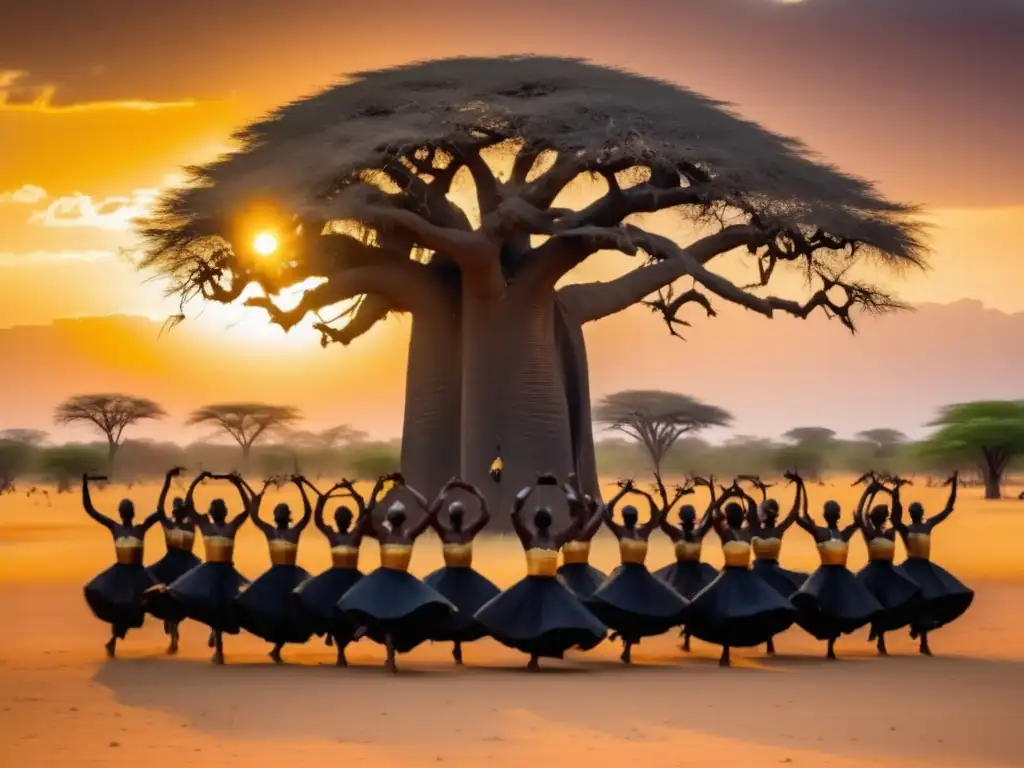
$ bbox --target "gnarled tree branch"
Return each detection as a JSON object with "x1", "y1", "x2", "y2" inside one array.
[{"x1": 313, "y1": 293, "x2": 396, "y2": 347}]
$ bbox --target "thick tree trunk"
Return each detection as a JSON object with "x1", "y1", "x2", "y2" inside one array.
[
  {"x1": 399, "y1": 309, "x2": 463, "y2": 498},
  {"x1": 107, "y1": 439, "x2": 117, "y2": 480},
  {"x1": 983, "y1": 461, "x2": 1002, "y2": 500},
  {"x1": 459, "y1": 285, "x2": 575, "y2": 511}
]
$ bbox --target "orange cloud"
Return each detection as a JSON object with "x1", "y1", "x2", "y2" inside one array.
[
  {"x1": 0, "y1": 70, "x2": 195, "y2": 113},
  {"x1": 29, "y1": 189, "x2": 158, "y2": 230},
  {"x1": 0, "y1": 184, "x2": 47, "y2": 204},
  {"x1": 0, "y1": 250, "x2": 113, "y2": 267}
]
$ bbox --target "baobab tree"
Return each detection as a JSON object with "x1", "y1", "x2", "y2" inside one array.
[
  {"x1": 187, "y1": 402, "x2": 301, "y2": 468},
  {"x1": 53, "y1": 394, "x2": 165, "y2": 477},
  {"x1": 595, "y1": 390, "x2": 730, "y2": 477},
  {"x1": 138, "y1": 56, "x2": 923, "y2": 504}
]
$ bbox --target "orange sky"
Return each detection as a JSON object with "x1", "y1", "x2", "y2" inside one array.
[{"x1": 1, "y1": 0, "x2": 1021, "y2": 439}]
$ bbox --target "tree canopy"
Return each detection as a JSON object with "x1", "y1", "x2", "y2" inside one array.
[
  {"x1": 53, "y1": 394, "x2": 165, "y2": 476},
  {"x1": 187, "y1": 402, "x2": 301, "y2": 465}
]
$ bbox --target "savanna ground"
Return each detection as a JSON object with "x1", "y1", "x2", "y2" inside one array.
[{"x1": 1, "y1": 478, "x2": 1021, "y2": 767}]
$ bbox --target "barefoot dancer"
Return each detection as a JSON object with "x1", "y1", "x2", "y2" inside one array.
[
  {"x1": 291, "y1": 477, "x2": 373, "y2": 666},
  {"x1": 335, "y1": 473, "x2": 455, "y2": 672},
  {"x1": 144, "y1": 467, "x2": 201, "y2": 654},
  {"x1": 683, "y1": 482, "x2": 796, "y2": 667},
  {"x1": 652, "y1": 476, "x2": 719, "y2": 652},
  {"x1": 163, "y1": 472, "x2": 255, "y2": 664},
  {"x1": 893, "y1": 472, "x2": 974, "y2": 655},
  {"x1": 584, "y1": 479, "x2": 690, "y2": 663},
  {"x1": 852, "y1": 473, "x2": 922, "y2": 656},
  {"x1": 556, "y1": 474, "x2": 608, "y2": 599},
  {"x1": 81, "y1": 474, "x2": 162, "y2": 658},
  {"x1": 423, "y1": 479, "x2": 501, "y2": 665},
  {"x1": 742, "y1": 474, "x2": 807, "y2": 655},
  {"x1": 474, "y1": 474, "x2": 608, "y2": 670},
  {"x1": 791, "y1": 475, "x2": 882, "y2": 659},
  {"x1": 234, "y1": 475, "x2": 316, "y2": 664}
]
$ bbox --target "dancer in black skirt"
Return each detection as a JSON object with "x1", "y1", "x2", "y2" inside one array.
[
  {"x1": 81, "y1": 474, "x2": 162, "y2": 657},
  {"x1": 892, "y1": 471, "x2": 974, "y2": 655},
  {"x1": 144, "y1": 467, "x2": 201, "y2": 654},
  {"x1": 557, "y1": 474, "x2": 608, "y2": 599},
  {"x1": 161, "y1": 471, "x2": 256, "y2": 664},
  {"x1": 852, "y1": 472, "x2": 922, "y2": 655},
  {"x1": 423, "y1": 478, "x2": 501, "y2": 665},
  {"x1": 291, "y1": 476, "x2": 376, "y2": 666},
  {"x1": 791, "y1": 474, "x2": 882, "y2": 659},
  {"x1": 683, "y1": 481, "x2": 797, "y2": 667},
  {"x1": 585, "y1": 480, "x2": 690, "y2": 663},
  {"x1": 233, "y1": 475, "x2": 315, "y2": 663},
  {"x1": 474, "y1": 474, "x2": 608, "y2": 670},
  {"x1": 741, "y1": 475, "x2": 807, "y2": 655},
  {"x1": 335, "y1": 473, "x2": 455, "y2": 672}
]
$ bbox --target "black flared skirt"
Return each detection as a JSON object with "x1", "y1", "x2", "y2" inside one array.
[
  {"x1": 752, "y1": 559, "x2": 807, "y2": 599},
  {"x1": 557, "y1": 562, "x2": 608, "y2": 599},
  {"x1": 335, "y1": 568, "x2": 455, "y2": 653},
  {"x1": 143, "y1": 551, "x2": 202, "y2": 624},
  {"x1": 234, "y1": 564, "x2": 313, "y2": 645},
  {"x1": 856, "y1": 560, "x2": 922, "y2": 634},
  {"x1": 653, "y1": 559, "x2": 719, "y2": 599},
  {"x1": 84, "y1": 563, "x2": 155, "y2": 635},
  {"x1": 474, "y1": 576, "x2": 608, "y2": 659},
  {"x1": 898, "y1": 558, "x2": 974, "y2": 633},
  {"x1": 584, "y1": 563, "x2": 689, "y2": 642},
  {"x1": 423, "y1": 566, "x2": 501, "y2": 643},
  {"x1": 292, "y1": 567, "x2": 364, "y2": 641},
  {"x1": 685, "y1": 566, "x2": 797, "y2": 648},
  {"x1": 791, "y1": 565, "x2": 882, "y2": 640},
  {"x1": 164, "y1": 562, "x2": 250, "y2": 634}
]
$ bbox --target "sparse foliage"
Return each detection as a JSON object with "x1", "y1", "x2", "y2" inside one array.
[
  {"x1": 53, "y1": 394, "x2": 165, "y2": 477},
  {"x1": 38, "y1": 444, "x2": 106, "y2": 492},
  {"x1": 187, "y1": 403, "x2": 301, "y2": 468}
]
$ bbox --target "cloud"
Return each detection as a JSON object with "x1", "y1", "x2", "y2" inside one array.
[
  {"x1": 29, "y1": 189, "x2": 158, "y2": 231},
  {"x1": 0, "y1": 69, "x2": 194, "y2": 113},
  {"x1": 0, "y1": 184, "x2": 47, "y2": 204},
  {"x1": 0, "y1": 250, "x2": 113, "y2": 267}
]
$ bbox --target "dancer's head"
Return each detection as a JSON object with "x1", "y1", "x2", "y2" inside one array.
[
  {"x1": 385, "y1": 501, "x2": 407, "y2": 531},
  {"x1": 678, "y1": 504, "x2": 697, "y2": 531},
  {"x1": 209, "y1": 498, "x2": 228, "y2": 524},
  {"x1": 621, "y1": 504, "x2": 639, "y2": 529},
  {"x1": 533, "y1": 506, "x2": 553, "y2": 532},
  {"x1": 759, "y1": 498, "x2": 780, "y2": 525},
  {"x1": 117, "y1": 498, "x2": 135, "y2": 524},
  {"x1": 170, "y1": 497, "x2": 186, "y2": 522},
  {"x1": 447, "y1": 500, "x2": 466, "y2": 532},
  {"x1": 823, "y1": 500, "x2": 841, "y2": 526},
  {"x1": 868, "y1": 504, "x2": 889, "y2": 528},
  {"x1": 908, "y1": 502, "x2": 925, "y2": 524},
  {"x1": 333, "y1": 505, "x2": 353, "y2": 532},
  {"x1": 724, "y1": 501, "x2": 745, "y2": 528},
  {"x1": 272, "y1": 503, "x2": 292, "y2": 528}
]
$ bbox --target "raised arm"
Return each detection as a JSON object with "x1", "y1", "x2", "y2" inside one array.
[
  {"x1": 81, "y1": 474, "x2": 115, "y2": 530},
  {"x1": 794, "y1": 484, "x2": 817, "y2": 535},
  {"x1": 291, "y1": 476, "x2": 314, "y2": 533},
  {"x1": 156, "y1": 467, "x2": 182, "y2": 525},
  {"x1": 408, "y1": 480, "x2": 449, "y2": 540},
  {"x1": 554, "y1": 485, "x2": 588, "y2": 546},
  {"x1": 928, "y1": 472, "x2": 959, "y2": 528},
  {"x1": 221, "y1": 474, "x2": 266, "y2": 532},
  {"x1": 858, "y1": 482, "x2": 891, "y2": 538},
  {"x1": 738, "y1": 482, "x2": 762, "y2": 533},
  {"x1": 510, "y1": 485, "x2": 535, "y2": 546},
  {"x1": 462, "y1": 482, "x2": 493, "y2": 537},
  {"x1": 184, "y1": 471, "x2": 210, "y2": 524},
  {"x1": 638, "y1": 489, "x2": 668, "y2": 537}
]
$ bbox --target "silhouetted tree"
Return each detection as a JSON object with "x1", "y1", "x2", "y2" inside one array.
[
  {"x1": 595, "y1": 390, "x2": 731, "y2": 477},
  {"x1": 776, "y1": 427, "x2": 837, "y2": 480},
  {"x1": 187, "y1": 403, "x2": 301, "y2": 468},
  {"x1": 918, "y1": 401, "x2": 1024, "y2": 499},
  {"x1": 855, "y1": 428, "x2": 908, "y2": 469},
  {"x1": 0, "y1": 429, "x2": 48, "y2": 445},
  {"x1": 53, "y1": 394, "x2": 165, "y2": 477},
  {"x1": 138, "y1": 56, "x2": 923, "y2": 504},
  {"x1": 38, "y1": 444, "x2": 106, "y2": 492},
  {"x1": 286, "y1": 424, "x2": 368, "y2": 448}
]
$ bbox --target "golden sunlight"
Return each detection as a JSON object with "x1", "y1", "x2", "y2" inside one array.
[{"x1": 253, "y1": 231, "x2": 279, "y2": 256}]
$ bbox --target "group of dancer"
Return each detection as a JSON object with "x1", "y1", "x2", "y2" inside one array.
[{"x1": 81, "y1": 465, "x2": 974, "y2": 670}]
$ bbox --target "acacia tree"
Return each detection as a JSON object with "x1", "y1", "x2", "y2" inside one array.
[
  {"x1": 595, "y1": 390, "x2": 730, "y2": 476},
  {"x1": 187, "y1": 403, "x2": 301, "y2": 468},
  {"x1": 919, "y1": 401, "x2": 1024, "y2": 500},
  {"x1": 286, "y1": 424, "x2": 368, "y2": 448},
  {"x1": 53, "y1": 394, "x2": 165, "y2": 477},
  {"x1": 139, "y1": 56, "x2": 923, "y2": 504},
  {"x1": 776, "y1": 427, "x2": 837, "y2": 480},
  {"x1": 856, "y1": 427, "x2": 908, "y2": 469}
]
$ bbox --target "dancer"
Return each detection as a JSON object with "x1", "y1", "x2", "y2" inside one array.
[
  {"x1": 652, "y1": 476, "x2": 719, "y2": 652},
  {"x1": 335, "y1": 473, "x2": 455, "y2": 672},
  {"x1": 791, "y1": 475, "x2": 882, "y2": 659},
  {"x1": 163, "y1": 471, "x2": 256, "y2": 664},
  {"x1": 557, "y1": 473, "x2": 609, "y2": 599},
  {"x1": 741, "y1": 475, "x2": 807, "y2": 655},
  {"x1": 81, "y1": 474, "x2": 162, "y2": 658},
  {"x1": 893, "y1": 472, "x2": 974, "y2": 655},
  {"x1": 683, "y1": 481, "x2": 797, "y2": 667},
  {"x1": 291, "y1": 476, "x2": 375, "y2": 666},
  {"x1": 423, "y1": 478, "x2": 501, "y2": 665},
  {"x1": 474, "y1": 474, "x2": 608, "y2": 670},
  {"x1": 144, "y1": 467, "x2": 201, "y2": 654},
  {"x1": 852, "y1": 473, "x2": 922, "y2": 655},
  {"x1": 233, "y1": 475, "x2": 315, "y2": 663},
  {"x1": 584, "y1": 480, "x2": 690, "y2": 663}
]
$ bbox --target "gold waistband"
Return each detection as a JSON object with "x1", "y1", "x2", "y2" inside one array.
[
  {"x1": 164, "y1": 528, "x2": 195, "y2": 552},
  {"x1": 442, "y1": 542, "x2": 473, "y2": 568},
  {"x1": 752, "y1": 536, "x2": 782, "y2": 561},
  {"x1": 562, "y1": 540, "x2": 591, "y2": 565},
  {"x1": 619, "y1": 538, "x2": 648, "y2": 565},
  {"x1": 380, "y1": 544, "x2": 412, "y2": 572},
  {"x1": 268, "y1": 539, "x2": 298, "y2": 566},
  {"x1": 526, "y1": 548, "x2": 558, "y2": 578},
  {"x1": 674, "y1": 540, "x2": 702, "y2": 562},
  {"x1": 204, "y1": 536, "x2": 234, "y2": 563},
  {"x1": 818, "y1": 540, "x2": 849, "y2": 567},
  {"x1": 331, "y1": 545, "x2": 359, "y2": 569},
  {"x1": 114, "y1": 537, "x2": 144, "y2": 565},
  {"x1": 722, "y1": 540, "x2": 751, "y2": 568},
  {"x1": 907, "y1": 533, "x2": 931, "y2": 560},
  {"x1": 867, "y1": 538, "x2": 896, "y2": 562}
]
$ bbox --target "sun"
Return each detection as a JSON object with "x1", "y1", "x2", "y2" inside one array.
[{"x1": 253, "y1": 231, "x2": 279, "y2": 256}]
